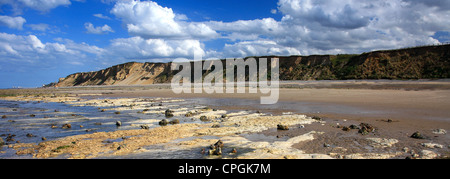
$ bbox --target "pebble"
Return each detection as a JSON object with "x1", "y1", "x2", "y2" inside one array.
[
  {"x1": 169, "y1": 119, "x2": 180, "y2": 125},
  {"x1": 200, "y1": 116, "x2": 209, "y2": 122},
  {"x1": 231, "y1": 148, "x2": 237, "y2": 154},
  {"x1": 411, "y1": 131, "x2": 425, "y2": 139},
  {"x1": 277, "y1": 124, "x2": 289, "y2": 130},
  {"x1": 159, "y1": 119, "x2": 169, "y2": 126},
  {"x1": 432, "y1": 129, "x2": 447, "y2": 135},
  {"x1": 165, "y1": 109, "x2": 174, "y2": 117},
  {"x1": 62, "y1": 123, "x2": 72, "y2": 129}
]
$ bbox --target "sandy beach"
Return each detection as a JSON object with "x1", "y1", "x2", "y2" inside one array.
[{"x1": 0, "y1": 80, "x2": 449, "y2": 159}]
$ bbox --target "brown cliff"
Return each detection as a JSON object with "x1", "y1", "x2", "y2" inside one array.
[
  {"x1": 55, "y1": 62, "x2": 171, "y2": 87},
  {"x1": 53, "y1": 44, "x2": 450, "y2": 87}
]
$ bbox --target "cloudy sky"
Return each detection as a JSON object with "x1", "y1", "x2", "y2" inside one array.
[{"x1": 0, "y1": 0, "x2": 449, "y2": 88}]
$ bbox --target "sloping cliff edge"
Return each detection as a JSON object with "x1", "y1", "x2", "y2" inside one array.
[{"x1": 51, "y1": 44, "x2": 450, "y2": 87}]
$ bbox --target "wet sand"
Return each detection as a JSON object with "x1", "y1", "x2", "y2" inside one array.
[
  {"x1": 1, "y1": 80, "x2": 449, "y2": 159},
  {"x1": 100, "y1": 87, "x2": 450, "y2": 158}
]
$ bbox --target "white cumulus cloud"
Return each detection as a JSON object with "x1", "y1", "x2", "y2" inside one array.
[
  {"x1": 106, "y1": 36, "x2": 205, "y2": 61},
  {"x1": 0, "y1": 32, "x2": 104, "y2": 65},
  {"x1": 110, "y1": 0, "x2": 219, "y2": 40},
  {"x1": 223, "y1": 40, "x2": 301, "y2": 58},
  {"x1": 0, "y1": 0, "x2": 71, "y2": 14},
  {"x1": 0, "y1": 15, "x2": 26, "y2": 30},
  {"x1": 84, "y1": 22, "x2": 114, "y2": 34}
]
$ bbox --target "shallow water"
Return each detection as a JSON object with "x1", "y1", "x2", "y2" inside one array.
[{"x1": 0, "y1": 99, "x2": 151, "y2": 158}]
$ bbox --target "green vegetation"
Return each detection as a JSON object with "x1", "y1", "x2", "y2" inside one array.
[
  {"x1": 279, "y1": 45, "x2": 450, "y2": 80},
  {"x1": 51, "y1": 145, "x2": 72, "y2": 153}
]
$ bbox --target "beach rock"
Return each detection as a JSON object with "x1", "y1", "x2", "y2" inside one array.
[
  {"x1": 358, "y1": 123, "x2": 375, "y2": 135},
  {"x1": 419, "y1": 150, "x2": 438, "y2": 159},
  {"x1": 221, "y1": 114, "x2": 228, "y2": 118},
  {"x1": 62, "y1": 123, "x2": 72, "y2": 129},
  {"x1": 432, "y1": 129, "x2": 447, "y2": 135},
  {"x1": 1, "y1": 115, "x2": 6, "y2": 119},
  {"x1": 0, "y1": 137, "x2": 4, "y2": 147},
  {"x1": 117, "y1": 144, "x2": 126, "y2": 150},
  {"x1": 215, "y1": 140, "x2": 224, "y2": 149},
  {"x1": 159, "y1": 119, "x2": 169, "y2": 126},
  {"x1": 165, "y1": 109, "x2": 174, "y2": 118},
  {"x1": 6, "y1": 134, "x2": 15, "y2": 142},
  {"x1": 140, "y1": 124, "x2": 150, "y2": 129},
  {"x1": 421, "y1": 143, "x2": 444, "y2": 149},
  {"x1": 114, "y1": 111, "x2": 121, "y2": 115},
  {"x1": 185, "y1": 111, "x2": 193, "y2": 117},
  {"x1": 169, "y1": 119, "x2": 180, "y2": 125},
  {"x1": 342, "y1": 126, "x2": 351, "y2": 132},
  {"x1": 411, "y1": 131, "x2": 425, "y2": 139},
  {"x1": 41, "y1": 137, "x2": 47, "y2": 141},
  {"x1": 211, "y1": 124, "x2": 220, "y2": 128},
  {"x1": 200, "y1": 116, "x2": 209, "y2": 122},
  {"x1": 209, "y1": 147, "x2": 222, "y2": 155},
  {"x1": 30, "y1": 114, "x2": 36, "y2": 117},
  {"x1": 312, "y1": 116, "x2": 322, "y2": 121},
  {"x1": 349, "y1": 124, "x2": 359, "y2": 129},
  {"x1": 26, "y1": 133, "x2": 34, "y2": 137},
  {"x1": 116, "y1": 121, "x2": 122, "y2": 126},
  {"x1": 367, "y1": 138, "x2": 398, "y2": 148},
  {"x1": 277, "y1": 124, "x2": 289, "y2": 130},
  {"x1": 208, "y1": 140, "x2": 224, "y2": 155}
]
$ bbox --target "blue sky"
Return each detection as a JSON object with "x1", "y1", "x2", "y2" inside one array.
[{"x1": 0, "y1": 0, "x2": 449, "y2": 88}]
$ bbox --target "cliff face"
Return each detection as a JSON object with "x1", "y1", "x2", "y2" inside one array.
[
  {"x1": 55, "y1": 62, "x2": 171, "y2": 87},
  {"x1": 54, "y1": 45, "x2": 450, "y2": 87}
]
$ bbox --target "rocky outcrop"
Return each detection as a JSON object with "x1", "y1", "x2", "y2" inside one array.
[{"x1": 52, "y1": 45, "x2": 450, "y2": 87}]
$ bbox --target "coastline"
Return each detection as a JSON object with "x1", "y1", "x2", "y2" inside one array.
[{"x1": 1, "y1": 80, "x2": 449, "y2": 159}]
